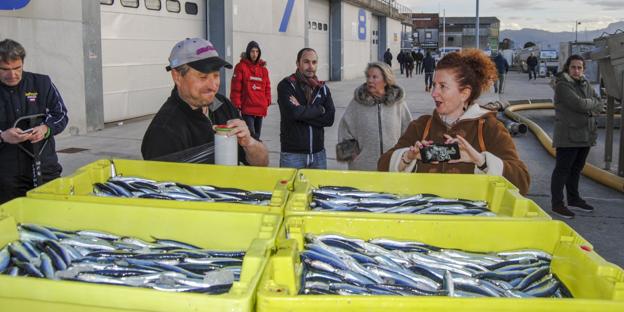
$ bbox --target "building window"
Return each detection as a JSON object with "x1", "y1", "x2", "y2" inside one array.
[
  {"x1": 166, "y1": 0, "x2": 180, "y2": 12},
  {"x1": 145, "y1": 0, "x2": 161, "y2": 10},
  {"x1": 425, "y1": 32, "x2": 432, "y2": 39},
  {"x1": 100, "y1": 0, "x2": 114, "y2": 5},
  {"x1": 185, "y1": 2, "x2": 198, "y2": 15},
  {"x1": 312, "y1": 22, "x2": 317, "y2": 30},
  {"x1": 308, "y1": 21, "x2": 311, "y2": 29},
  {"x1": 323, "y1": 23, "x2": 328, "y2": 31},
  {"x1": 448, "y1": 36, "x2": 454, "y2": 42},
  {"x1": 120, "y1": 0, "x2": 139, "y2": 8}
]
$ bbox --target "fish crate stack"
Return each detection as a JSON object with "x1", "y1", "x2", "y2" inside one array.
[
  {"x1": 256, "y1": 216, "x2": 624, "y2": 312},
  {"x1": 0, "y1": 197, "x2": 282, "y2": 312},
  {"x1": 286, "y1": 169, "x2": 550, "y2": 220},
  {"x1": 27, "y1": 159, "x2": 297, "y2": 215}
]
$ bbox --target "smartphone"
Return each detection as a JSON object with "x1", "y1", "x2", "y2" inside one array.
[
  {"x1": 421, "y1": 143, "x2": 461, "y2": 163},
  {"x1": 21, "y1": 128, "x2": 34, "y2": 134}
]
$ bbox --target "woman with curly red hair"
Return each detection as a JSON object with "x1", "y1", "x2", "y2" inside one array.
[{"x1": 378, "y1": 49, "x2": 530, "y2": 195}]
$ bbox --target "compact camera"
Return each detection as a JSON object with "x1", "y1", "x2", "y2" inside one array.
[{"x1": 420, "y1": 143, "x2": 461, "y2": 163}]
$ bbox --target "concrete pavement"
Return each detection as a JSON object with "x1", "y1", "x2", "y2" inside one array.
[{"x1": 55, "y1": 69, "x2": 624, "y2": 267}]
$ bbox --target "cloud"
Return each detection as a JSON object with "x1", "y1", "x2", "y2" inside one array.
[
  {"x1": 495, "y1": 0, "x2": 543, "y2": 10},
  {"x1": 593, "y1": 1, "x2": 622, "y2": 10}
]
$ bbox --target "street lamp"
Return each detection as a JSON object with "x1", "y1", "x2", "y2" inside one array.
[{"x1": 575, "y1": 21, "x2": 581, "y2": 42}]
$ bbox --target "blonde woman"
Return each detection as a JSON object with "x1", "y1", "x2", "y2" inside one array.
[{"x1": 337, "y1": 62, "x2": 412, "y2": 171}]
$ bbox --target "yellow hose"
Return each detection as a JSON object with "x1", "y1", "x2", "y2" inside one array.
[{"x1": 505, "y1": 103, "x2": 624, "y2": 193}]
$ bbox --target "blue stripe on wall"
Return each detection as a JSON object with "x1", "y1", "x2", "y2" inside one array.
[
  {"x1": 279, "y1": 0, "x2": 296, "y2": 33},
  {"x1": 0, "y1": 0, "x2": 30, "y2": 10}
]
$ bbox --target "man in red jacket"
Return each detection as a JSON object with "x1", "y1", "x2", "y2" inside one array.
[{"x1": 230, "y1": 41, "x2": 271, "y2": 140}]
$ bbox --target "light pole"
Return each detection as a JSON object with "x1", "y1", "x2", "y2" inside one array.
[
  {"x1": 475, "y1": 0, "x2": 480, "y2": 49},
  {"x1": 575, "y1": 21, "x2": 581, "y2": 42}
]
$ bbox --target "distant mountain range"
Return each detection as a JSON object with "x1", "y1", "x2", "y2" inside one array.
[{"x1": 501, "y1": 21, "x2": 624, "y2": 51}]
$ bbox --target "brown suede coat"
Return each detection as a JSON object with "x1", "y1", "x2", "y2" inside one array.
[{"x1": 377, "y1": 109, "x2": 530, "y2": 195}]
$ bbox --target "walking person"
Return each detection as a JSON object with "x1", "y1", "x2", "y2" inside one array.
[
  {"x1": 230, "y1": 41, "x2": 271, "y2": 140},
  {"x1": 493, "y1": 52, "x2": 509, "y2": 94},
  {"x1": 550, "y1": 55, "x2": 603, "y2": 219},
  {"x1": 397, "y1": 51, "x2": 405, "y2": 75},
  {"x1": 277, "y1": 48, "x2": 335, "y2": 169},
  {"x1": 404, "y1": 51, "x2": 414, "y2": 78},
  {"x1": 527, "y1": 53, "x2": 538, "y2": 80},
  {"x1": 414, "y1": 50, "x2": 424, "y2": 74},
  {"x1": 337, "y1": 62, "x2": 412, "y2": 171},
  {"x1": 383, "y1": 48, "x2": 393, "y2": 67},
  {"x1": 378, "y1": 49, "x2": 529, "y2": 195},
  {"x1": 422, "y1": 51, "x2": 436, "y2": 92}
]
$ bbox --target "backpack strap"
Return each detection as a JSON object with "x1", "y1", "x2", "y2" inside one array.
[
  {"x1": 422, "y1": 116, "x2": 432, "y2": 141},
  {"x1": 478, "y1": 118, "x2": 486, "y2": 152}
]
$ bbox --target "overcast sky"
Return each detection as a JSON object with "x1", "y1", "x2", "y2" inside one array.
[{"x1": 399, "y1": 0, "x2": 624, "y2": 32}]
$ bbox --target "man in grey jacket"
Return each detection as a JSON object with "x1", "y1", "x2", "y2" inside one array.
[{"x1": 550, "y1": 55, "x2": 602, "y2": 219}]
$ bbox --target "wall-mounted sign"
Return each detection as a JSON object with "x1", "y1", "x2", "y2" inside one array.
[
  {"x1": 0, "y1": 0, "x2": 30, "y2": 10},
  {"x1": 358, "y1": 9, "x2": 366, "y2": 40}
]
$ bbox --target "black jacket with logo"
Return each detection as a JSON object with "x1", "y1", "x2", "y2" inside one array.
[
  {"x1": 0, "y1": 71, "x2": 68, "y2": 179},
  {"x1": 141, "y1": 88, "x2": 247, "y2": 164},
  {"x1": 277, "y1": 75, "x2": 335, "y2": 154}
]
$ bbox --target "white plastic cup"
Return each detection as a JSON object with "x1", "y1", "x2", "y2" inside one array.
[{"x1": 214, "y1": 125, "x2": 238, "y2": 166}]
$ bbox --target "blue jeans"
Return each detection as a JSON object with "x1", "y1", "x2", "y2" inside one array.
[
  {"x1": 279, "y1": 150, "x2": 327, "y2": 169},
  {"x1": 242, "y1": 114, "x2": 263, "y2": 140}
]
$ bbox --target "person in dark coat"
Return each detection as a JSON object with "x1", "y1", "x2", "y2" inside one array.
[
  {"x1": 422, "y1": 51, "x2": 436, "y2": 91},
  {"x1": 142, "y1": 38, "x2": 268, "y2": 166},
  {"x1": 414, "y1": 50, "x2": 424, "y2": 74},
  {"x1": 527, "y1": 53, "x2": 538, "y2": 80},
  {"x1": 550, "y1": 55, "x2": 603, "y2": 219},
  {"x1": 493, "y1": 52, "x2": 509, "y2": 94},
  {"x1": 277, "y1": 48, "x2": 335, "y2": 169},
  {"x1": 383, "y1": 49, "x2": 393, "y2": 67},
  {"x1": 404, "y1": 52, "x2": 414, "y2": 78},
  {"x1": 0, "y1": 39, "x2": 68, "y2": 204},
  {"x1": 397, "y1": 51, "x2": 405, "y2": 74}
]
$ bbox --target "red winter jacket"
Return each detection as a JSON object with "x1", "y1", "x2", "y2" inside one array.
[{"x1": 230, "y1": 58, "x2": 271, "y2": 117}]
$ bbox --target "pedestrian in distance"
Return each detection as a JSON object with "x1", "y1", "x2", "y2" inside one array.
[
  {"x1": 550, "y1": 54, "x2": 602, "y2": 219},
  {"x1": 397, "y1": 51, "x2": 405, "y2": 75},
  {"x1": 493, "y1": 52, "x2": 509, "y2": 94},
  {"x1": 0, "y1": 39, "x2": 69, "y2": 204},
  {"x1": 422, "y1": 51, "x2": 436, "y2": 92},
  {"x1": 404, "y1": 51, "x2": 414, "y2": 78},
  {"x1": 141, "y1": 38, "x2": 268, "y2": 166},
  {"x1": 414, "y1": 50, "x2": 424, "y2": 74},
  {"x1": 527, "y1": 53, "x2": 538, "y2": 80},
  {"x1": 277, "y1": 48, "x2": 335, "y2": 169},
  {"x1": 383, "y1": 48, "x2": 393, "y2": 67},
  {"x1": 378, "y1": 49, "x2": 530, "y2": 195},
  {"x1": 337, "y1": 62, "x2": 412, "y2": 171},
  {"x1": 230, "y1": 41, "x2": 271, "y2": 140}
]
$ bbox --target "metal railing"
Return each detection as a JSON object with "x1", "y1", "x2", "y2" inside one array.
[{"x1": 344, "y1": 0, "x2": 413, "y2": 23}]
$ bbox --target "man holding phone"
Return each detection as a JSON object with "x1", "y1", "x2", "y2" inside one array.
[{"x1": 0, "y1": 39, "x2": 68, "y2": 204}]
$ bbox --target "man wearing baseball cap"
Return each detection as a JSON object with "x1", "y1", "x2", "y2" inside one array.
[{"x1": 141, "y1": 38, "x2": 268, "y2": 165}]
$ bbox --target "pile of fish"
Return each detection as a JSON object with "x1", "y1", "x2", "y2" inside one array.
[
  {"x1": 310, "y1": 186, "x2": 495, "y2": 216},
  {"x1": 0, "y1": 223, "x2": 245, "y2": 294},
  {"x1": 93, "y1": 176, "x2": 272, "y2": 205},
  {"x1": 300, "y1": 234, "x2": 571, "y2": 297}
]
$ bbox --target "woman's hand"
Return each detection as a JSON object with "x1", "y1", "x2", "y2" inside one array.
[
  {"x1": 444, "y1": 134, "x2": 485, "y2": 166},
  {"x1": 403, "y1": 140, "x2": 432, "y2": 163}
]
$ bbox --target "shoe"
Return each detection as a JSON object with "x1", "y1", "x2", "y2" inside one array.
[
  {"x1": 568, "y1": 201, "x2": 594, "y2": 212},
  {"x1": 552, "y1": 205, "x2": 575, "y2": 219}
]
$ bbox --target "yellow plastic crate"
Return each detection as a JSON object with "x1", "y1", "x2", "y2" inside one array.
[
  {"x1": 0, "y1": 197, "x2": 282, "y2": 312},
  {"x1": 256, "y1": 216, "x2": 624, "y2": 312},
  {"x1": 286, "y1": 169, "x2": 550, "y2": 220},
  {"x1": 28, "y1": 159, "x2": 296, "y2": 214}
]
